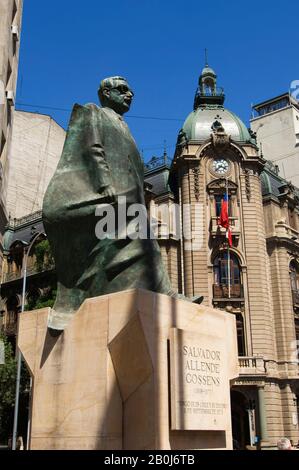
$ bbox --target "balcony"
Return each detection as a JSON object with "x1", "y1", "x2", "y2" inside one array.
[
  {"x1": 210, "y1": 216, "x2": 240, "y2": 240},
  {"x1": 213, "y1": 283, "x2": 244, "y2": 300},
  {"x1": 7, "y1": 210, "x2": 43, "y2": 230},
  {"x1": 194, "y1": 87, "x2": 225, "y2": 108},
  {"x1": 238, "y1": 357, "x2": 267, "y2": 376},
  {"x1": 1, "y1": 261, "x2": 55, "y2": 284},
  {"x1": 274, "y1": 221, "x2": 299, "y2": 242}
]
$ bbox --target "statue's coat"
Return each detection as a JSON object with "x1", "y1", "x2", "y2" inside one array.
[{"x1": 43, "y1": 104, "x2": 171, "y2": 328}]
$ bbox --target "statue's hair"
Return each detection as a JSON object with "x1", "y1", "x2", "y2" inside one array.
[
  {"x1": 277, "y1": 437, "x2": 292, "y2": 450},
  {"x1": 98, "y1": 76, "x2": 127, "y2": 104}
]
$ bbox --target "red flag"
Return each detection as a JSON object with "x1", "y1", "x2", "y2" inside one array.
[
  {"x1": 219, "y1": 193, "x2": 232, "y2": 247},
  {"x1": 219, "y1": 193, "x2": 229, "y2": 229},
  {"x1": 227, "y1": 227, "x2": 233, "y2": 247}
]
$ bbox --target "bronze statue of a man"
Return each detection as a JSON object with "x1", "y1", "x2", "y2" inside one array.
[{"x1": 43, "y1": 76, "x2": 202, "y2": 330}]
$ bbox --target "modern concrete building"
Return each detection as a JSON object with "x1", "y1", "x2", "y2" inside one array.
[
  {"x1": 6, "y1": 111, "x2": 66, "y2": 219},
  {"x1": 0, "y1": 0, "x2": 23, "y2": 260},
  {"x1": 251, "y1": 93, "x2": 299, "y2": 186}
]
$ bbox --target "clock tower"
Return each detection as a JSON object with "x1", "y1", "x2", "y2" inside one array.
[{"x1": 170, "y1": 63, "x2": 280, "y2": 448}]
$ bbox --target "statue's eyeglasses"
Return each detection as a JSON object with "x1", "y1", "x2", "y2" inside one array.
[{"x1": 110, "y1": 85, "x2": 134, "y2": 96}]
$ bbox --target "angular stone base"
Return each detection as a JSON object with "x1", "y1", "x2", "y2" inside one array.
[{"x1": 18, "y1": 289, "x2": 238, "y2": 450}]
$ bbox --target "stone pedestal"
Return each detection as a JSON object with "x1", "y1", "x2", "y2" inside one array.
[{"x1": 18, "y1": 289, "x2": 238, "y2": 450}]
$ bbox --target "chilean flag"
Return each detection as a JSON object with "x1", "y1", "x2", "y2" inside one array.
[{"x1": 219, "y1": 193, "x2": 233, "y2": 247}]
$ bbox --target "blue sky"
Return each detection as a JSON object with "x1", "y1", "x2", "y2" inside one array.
[{"x1": 17, "y1": 0, "x2": 298, "y2": 162}]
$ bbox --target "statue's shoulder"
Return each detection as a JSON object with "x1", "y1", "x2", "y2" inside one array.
[
  {"x1": 83, "y1": 103, "x2": 101, "y2": 112},
  {"x1": 69, "y1": 103, "x2": 105, "y2": 126},
  {"x1": 83, "y1": 103, "x2": 108, "y2": 121},
  {"x1": 70, "y1": 103, "x2": 103, "y2": 116},
  {"x1": 66, "y1": 103, "x2": 104, "y2": 132}
]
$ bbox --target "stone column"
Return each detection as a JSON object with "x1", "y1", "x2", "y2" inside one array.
[
  {"x1": 240, "y1": 171, "x2": 275, "y2": 358},
  {"x1": 178, "y1": 156, "x2": 209, "y2": 303},
  {"x1": 280, "y1": 384, "x2": 299, "y2": 444},
  {"x1": 258, "y1": 386, "x2": 268, "y2": 443},
  {"x1": 180, "y1": 164, "x2": 194, "y2": 297}
]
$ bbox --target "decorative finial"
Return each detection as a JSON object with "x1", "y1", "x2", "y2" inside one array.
[
  {"x1": 163, "y1": 140, "x2": 167, "y2": 164},
  {"x1": 205, "y1": 48, "x2": 208, "y2": 66}
]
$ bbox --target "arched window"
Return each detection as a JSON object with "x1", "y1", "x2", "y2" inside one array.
[
  {"x1": 289, "y1": 260, "x2": 299, "y2": 309},
  {"x1": 204, "y1": 84, "x2": 212, "y2": 95},
  {"x1": 213, "y1": 251, "x2": 242, "y2": 298},
  {"x1": 236, "y1": 314, "x2": 246, "y2": 357},
  {"x1": 290, "y1": 260, "x2": 299, "y2": 291},
  {"x1": 215, "y1": 194, "x2": 232, "y2": 217}
]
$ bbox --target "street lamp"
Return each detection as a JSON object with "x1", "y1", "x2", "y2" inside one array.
[{"x1": 12, "y1": 231, "x2": 45, "y2": 450}]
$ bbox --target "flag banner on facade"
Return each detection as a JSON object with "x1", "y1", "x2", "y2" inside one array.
[{"x1": 219, "y1": 193, "x2": 232, "y2": 247}]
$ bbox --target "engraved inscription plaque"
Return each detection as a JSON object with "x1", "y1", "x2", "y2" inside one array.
[{"x1": 170, "y1": 328, "x2": 229, "y2": 431}]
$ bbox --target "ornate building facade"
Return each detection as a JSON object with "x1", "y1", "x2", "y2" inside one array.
[
  {"x1": 1, "y1": 64, "x2": 299, "y2": 449},
  {"x1": 144, "y1": 65, "x2": 299, "y2": 449}
]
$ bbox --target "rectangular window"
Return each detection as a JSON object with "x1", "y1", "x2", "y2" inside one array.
[
  {"x1": 217, "y1": 259, "x2": 240, "y2": 286},
  {"x1": 236, "y1": 314, "x2": 246, "y2": 356},
  {"x1": 256, "y1": 97, "x2": 289, "y2": 116},
  {"x1": 289, "y1": 209, "x2": 297, "y2": 230}
]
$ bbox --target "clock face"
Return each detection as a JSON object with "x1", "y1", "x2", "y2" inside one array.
[{"x1": 212, "y1": 158, "x2": 229, "y2": 175}]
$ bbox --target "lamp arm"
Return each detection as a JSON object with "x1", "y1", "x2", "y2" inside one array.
[{"x1": 12, "y1": 231, "x2": 45, "y2": 450}]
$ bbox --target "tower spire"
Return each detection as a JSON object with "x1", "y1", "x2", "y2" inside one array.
[
  {"x1": 205, "y1": 48, "x2": 208, "y2": 67},
  {"x1": 163, "y1": 140, "x2": 167, "y2": 164},
  {"x1": 194, "y1": 60, "x2": 225, "y2": 109}
]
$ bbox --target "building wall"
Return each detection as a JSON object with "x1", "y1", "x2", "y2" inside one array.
[
  {"x1": 0, "y1": 0, "x2": 23, "y2": 258},
  {"x1": 251, "y1": 106, "x2": 299, "y2": 185},
  {"x1": 6, "y1": 111, "x2": 65, "y2": 219},
  {"x1": 240, "y1": 172, "x2": 276, "y2": 358}
]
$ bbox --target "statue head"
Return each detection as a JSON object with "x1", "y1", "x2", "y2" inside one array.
[{"x1": 98, "y1": 76, "x2": 134, "y2": 115}]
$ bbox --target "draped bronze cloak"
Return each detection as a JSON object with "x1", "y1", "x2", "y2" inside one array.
[{"x1": 43, "y1": 103, "x2": 172, "y2": 329}]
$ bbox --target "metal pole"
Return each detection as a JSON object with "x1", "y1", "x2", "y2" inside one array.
[
  {"x1": 12, "y1": 232, "x2": 44, "y2": 450},
  {"x1": 226, "y1": 178, "x2": 231, "y2": 299},
  {"x1": 26, "y1": 377, "x2": 32, "y2": 450},
  {"x1": 227, "y1": 246, "x2": 231, "y2": 299}
]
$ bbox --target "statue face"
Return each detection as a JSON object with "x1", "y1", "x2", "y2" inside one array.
[{"x1": 104, "y1": 79, "x2": 134, "y2": 115}]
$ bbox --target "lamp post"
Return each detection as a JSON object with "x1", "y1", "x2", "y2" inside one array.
[{"x1": 12, "y1": 231, "x2": 45, "y2": 450}]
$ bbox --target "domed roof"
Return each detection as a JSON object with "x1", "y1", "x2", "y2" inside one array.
[
  {"x1": 201, "y1": 65, "x2": 216, "y2": 77},
  {"x1": 182, "y1": 106, "x2": 252, "y2": 143}
]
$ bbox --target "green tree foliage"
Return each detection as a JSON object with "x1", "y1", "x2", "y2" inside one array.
[
  {"x1": 26, "y1": 287, "x2": 56, "y2": 311},
  {"x1": 0, "y1": 333, "x2": 30, "y2": 443},
  {"x1": 34, "y1": 240, "x2": 54, "y2": 272}
]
